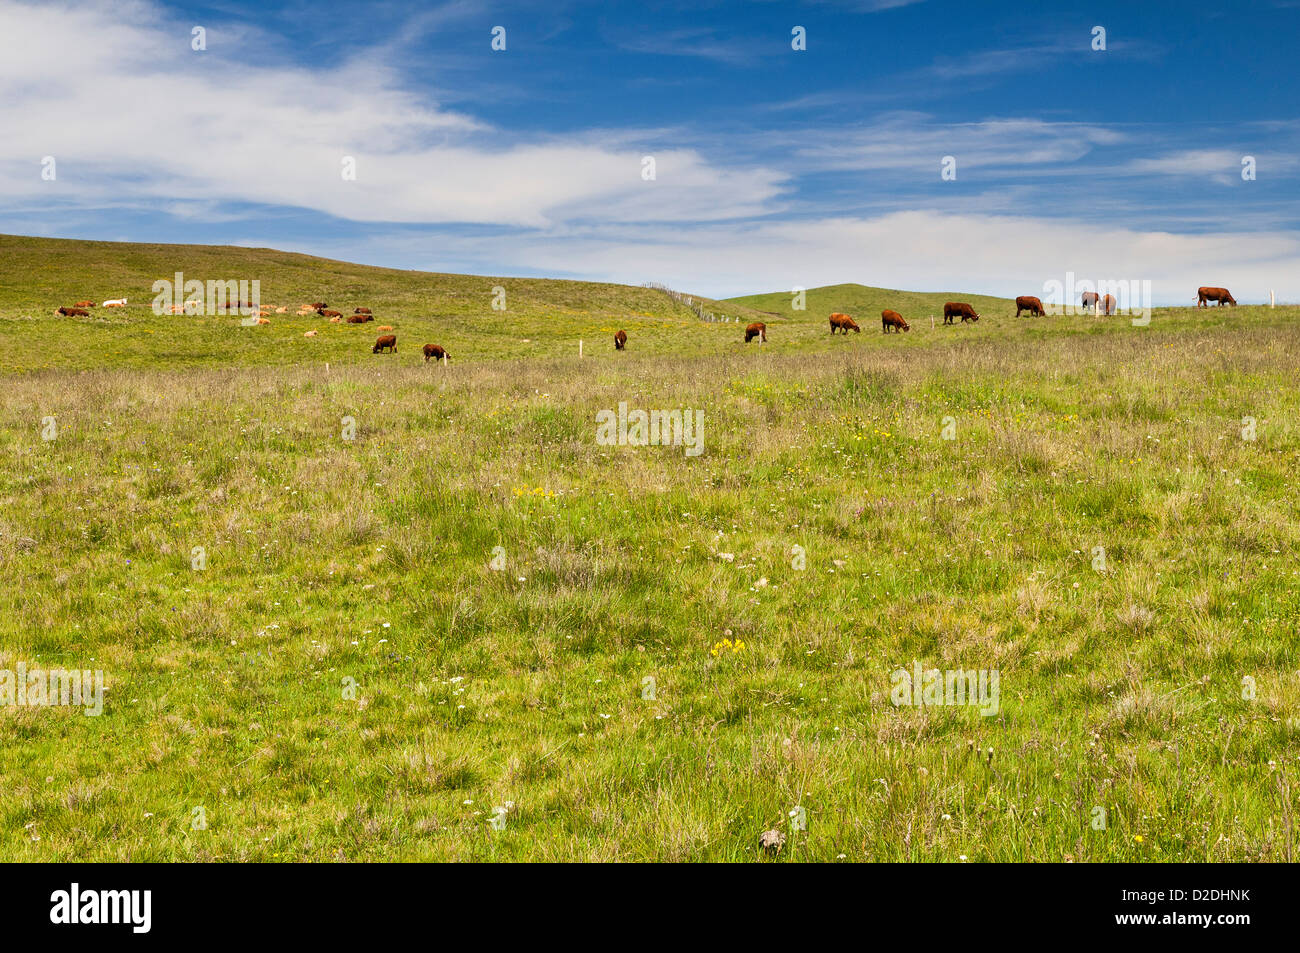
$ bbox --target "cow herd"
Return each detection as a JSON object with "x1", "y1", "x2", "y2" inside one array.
[{"x1": 49, "y1": 284, "x2": 1240, "y2": 361}]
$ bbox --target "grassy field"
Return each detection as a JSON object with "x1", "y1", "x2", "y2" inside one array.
[{"x1": 1, "y1": 236, "x2": 1297, "y2": 861}]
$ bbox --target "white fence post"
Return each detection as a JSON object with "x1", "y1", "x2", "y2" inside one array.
[
  {"x1": 579, "y1": 339, "x2": 583, "y2": 358},
  {"x1": 1270, "y1": 289, "x2": 1275, "y2": 308}
]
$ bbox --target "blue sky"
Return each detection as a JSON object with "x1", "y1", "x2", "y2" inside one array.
[{"x1": 2, "y1": 0, "x2": 1298, "y2": 301}]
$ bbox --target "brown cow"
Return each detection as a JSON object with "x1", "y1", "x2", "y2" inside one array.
[
  {"x1": 320, "y1": 309, "x2": 344, "y2": 318},
  {"x1": 354, "y1": 307, "x2": 372, "y2": 314},
  {"x1": 423, "y1": 344, "x2": 449, "y2": 362},
  {"x1": 614, "y1": 330, "x2": 627, "y2": 350},
  {"x1": 74, "y1": 300, "x2": 95, "y2": 308},
  {"x1": 744, "y1": 322, "x2": 767, "y2": 343},
  {"x1": 943, "y1": 302, "x2": 979, "y2": 324},
  {"x1": 1100, "y1": 293, "x2": 1116, "y2": 315},
  {"x1": 373, "y1": 334, "x2": 397, "y2": 353},
  {"x1": 829, "y1": 312, "x2": 861, "y2": 334},
  {"x1": 881, "y1": 310, "x2": 909, "y2": 333},
  {"x1": 1081, "y1": 291, "x2": 1099, "y2": 311},
  {"x1": 1015, "y1": 296, "x2": 1045, "y2": 317},
  {"x1": 1197, "y1": 286, "x2": 1236, "y2": 307},
  {"x1": 56, "y1": 306, "x2": 90, "y2": 317},
  {"x1": 346, "y1": 314, "x2": 367, "y2": 324},
  {"x1": 309, "y1": 302, "x2": 328, "y2": 310}
]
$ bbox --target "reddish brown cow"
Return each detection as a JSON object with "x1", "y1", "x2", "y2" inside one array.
[
  {"x1": 1081, "y1": 291, "x2": 1100, "y2": 310},
  {"x1": 320, "y1": 309, "x2": 344, "y2": 319},
  {"x1": 56, "y1": 306, "x2": 90, "y2": 317},
  {"x1": 354, "y1": 307, "x2": 372, "y2": 314},
  {"x1": 829, "y1": 312, "x2": 861, "y2": 334},
  {"x1": 943, "y1": 302, "x2": 979, "y2": 324},
  {"x1": 372, "y1": 334, "x2": 397, "y2": 353},
  {"x1": 744, "y1": 322, "x2": 767, "y2": 343},
  {"x1": 309, "y1": 302, "x2": 328, "y2": 310},
  {"x1": 881, "y1": 310, "x2": 909, "y2": 333},
  {"x1": 1100, "y1": 294, "x2": 1117, "y2": 315},
  {"x1": 1015, "y1": 296, "x2": 1046, "y2": 317},
  {"x1": 74, "y1": 300, "x2": 95, "y2": 308},
  {"x1": 346, "y1": 314, "x2": 367, "y2": 324},
  {"x1": 614, "y1": 330, "x2": 627, "y2": 350},
  {"x1": 1197, "y1": 287, "x2": 1236, "y2": 307},
  {"x1": 423, "y1": 344, "x2": 449, "y2": 362}
]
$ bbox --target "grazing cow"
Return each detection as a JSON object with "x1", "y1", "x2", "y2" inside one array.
[
  {"x1": 74, "y1": 300, "x2": 95, "y2": 308},
  {"x1": 103, "y1": 298, "x2": 127, "y2": 308},
  {"x1": 1197, "y1": 286, "x2": 1236, "y2": 307},
  {"x1": 1100, "y1": 294, "x2": 1117, "y2": 315},
  {"x1": 614, "y1": 329, "x2": 627, "y2": 350},
  {"x1": 304, "y1": 330, "x2": 317, "y2": 337},
  {"x1": 373, "y1": 334, "x2": 397, "y2": 353},
  {"x1": 56, "y1": 306, "x2": 90, "y2": 317},
  {"x1": 423, "y1": 344, "x2": 449, "y2": 363},
  {"x1": 354, "y1": 307, "x2": 372, "y2": 315},
  {"x1": 881, "y1": 310, "x2": 909, "y2": 333},
  {"x1": 829, "y1": 312, "x2": 861, "y2": 334},
  {"x1": 1081, "y1": 291, "x2": 1100, "y2": 311},
  {"x1": 320, "y1": 309, "x2": 344, "y2": 319},
  {"x1": 1015, "y1": 295, "x2": 1046, "y2": 317},
  {"x1": 942, "y1": 302, "x2": 979, "y2": 324},
  {"x1": 744, "y1": 322, "x2": 767, "y2": 343},
  {"x1": 309, "y1": 302, "x2": 328, "y2": 310}
]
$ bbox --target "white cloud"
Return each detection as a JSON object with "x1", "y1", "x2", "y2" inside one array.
[{"x1": 0, "y1": 0, "x2": 786, "y2": 226}]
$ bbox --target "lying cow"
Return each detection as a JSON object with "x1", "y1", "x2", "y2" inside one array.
[
  {"x1": 829, "y1": 313, "x2": 860, "y2": 334},
  {"x1": 102, "y1": 298, "x2": 127, "y2": 308},
  {"x1": 614, "y1": 330, "x2": 627, "y2": 350},
  {"x1": 1197, "y1": 286, "x2": 1236, "y2": 307},
  {"x1": 74, "y1": 300, "x2": 95, "y2": 308},
  {"x1": 744, "y1": 322, "x2": 767, "y2": 343},
  {"x1": 373, "y1": 334, "x2": 397, "y2": 353},
  {"x1": 346, "y1": 314, "x2": 368, "y2": 324},
  {"x1": 354, "y1": 307, "x2": 372, "y2": 315},
  {"x1": 309, "y1": 302, "x2": 328, "y2": 310},
  {"x1": 881, "y1": 310, "x2": 909, "y2": 333},
  {"x1": 56, "y1": 306, "x2": 90, "y2": 317},
  {"x1": 423, "y1": 344, "x2": 449, "y2": 362},
  {"x1": 1015, "y1": 295, "x2": 1045, "y2": 317},
  {"x1": 943, "y1": 302, "x2": 979, "y2": 324},
  {"x1": 321, "y1": 309, "x2": 345, "y2": 319}
]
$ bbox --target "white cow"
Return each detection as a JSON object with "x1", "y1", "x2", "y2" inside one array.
[{"x1": 103, "y1": 298, "x2": 127, "y2": 308}]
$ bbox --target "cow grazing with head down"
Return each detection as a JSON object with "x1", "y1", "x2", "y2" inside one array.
[
  {"x1": 373, "y1": 334, "x2": 397, "y2": 353},
  {"x1": 1197, "y1": 286, "x2": 1236, "y2": 307},
  {"x1": 614, "y1": 330, "x2": 627, "y2": 350},
  {"x1": 829, "y1": 313, "x2": 860, "y2": 334},
  {"x1": 881, "y1": 310, "x2": 909, "y2": 333},
  {"x1": 1081, "y1": 291, "x2": 1100, "y2": 311},
  {"x1": 744, "y1": 322, "x2": 767, "y2": 343},
  {"x1": 423, "y1": 344, "x2": 449, "y2": 362},
  {"x1": 1100, "y1": 294, "x2": 1116, "y2": 315},
  {"x1": 1015, "y1": 296, "x2": 1046, "y2": 317},
  {"x1": 943, "y1": 302, "x2": 979, "y2": 324}
]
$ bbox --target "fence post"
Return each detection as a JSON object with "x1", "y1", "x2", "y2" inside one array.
[
  {"x1": 579, "y1": 339, "x2": 583, "y2": 358},
  {"x1": 1271, "y1": 289, "x2": 1275, "y2": 308}
]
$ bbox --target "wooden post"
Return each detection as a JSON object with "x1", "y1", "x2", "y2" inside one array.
[
  {"x1": 1271, "y1": 289, "x2": 1275, "y2": 308},
  {"x1": 579, "y1": 339, "x2": 583, "y2": 358}
]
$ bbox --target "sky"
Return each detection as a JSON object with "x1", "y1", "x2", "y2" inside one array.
[{"x1": 2, "y1": 0, "x2": 1298, "y2": 303}]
